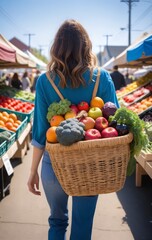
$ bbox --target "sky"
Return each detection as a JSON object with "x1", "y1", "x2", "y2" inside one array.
[{"x1": 0, "y1": 0, "x2": 152, "y2": 59}]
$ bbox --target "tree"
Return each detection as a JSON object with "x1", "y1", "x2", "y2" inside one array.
[{"x1": 31, "y1": 48, "x2": 48, "y2": 64}]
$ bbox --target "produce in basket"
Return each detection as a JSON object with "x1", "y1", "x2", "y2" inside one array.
[
  {"x1": 102, "y1": 101, "x2": 117, "y2": 120},
  {"x1": 47, "y1": 99, "x2": 71, "y2": 122},
  {"x1": 56, "y1": 118, "x2": 85, "y2": 146},
  {"x1": 111, "y1": 107, "x2": 149, "y2": 176}
]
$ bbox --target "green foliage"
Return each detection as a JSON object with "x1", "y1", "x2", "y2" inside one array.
[
  {"x1": 112, "y1": 107, "x2": 149, "y2": 176},
  {"x1": 56, "y1": 118, "x2": 85, "y2": 146},
  {"x1": 31, "y1": 48, "x2": 48, "y2": 64},
  {"x1": 47, "y1": 99, "x2": 71, "y2": 122}
]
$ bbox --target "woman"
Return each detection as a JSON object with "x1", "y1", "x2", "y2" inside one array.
[
  {"x1": 27, "y1": 19, "x2": 119, "y2": 240},
  {"x1": 11, "y1": 72, "x2": 22, "y2": 89},
  {"x1": 22, "y1": 71, "x2": 31, "y2": 92}
]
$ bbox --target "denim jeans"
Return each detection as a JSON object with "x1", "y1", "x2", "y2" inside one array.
[{"x1": 41, "y1": 151, "x2": 98, "y2": 240}]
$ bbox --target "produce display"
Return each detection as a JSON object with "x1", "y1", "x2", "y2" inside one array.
[
  {"x1": 46, "y1": 97, "x2": 149, "y2": 176},
  {"x1": 122, "y1": 87, "x2": 150, "y2": 105},
  {"x1": 127, "y1": 95, "x2": 152, "y2": 114},
  {"x1": 116, "y1": 72, "x2": 152, "y2": 99},
  {"x1": 0, "y1": 110, "x2": 22, "y2": 132},
  {"x1": 0, "y1": 96, "x2": 34, "y2": 113},
  {"x1": 0, "y1": 85, "x2": 35, "y2": 102},
  {"x1": 117, "y1": 72, "x2": 152, "y2": 118}
]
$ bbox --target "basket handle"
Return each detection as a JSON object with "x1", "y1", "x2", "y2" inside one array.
[
  {"x1": 46, "y1": 72, "x2": 64, "y2": 100},
  {"x1": 92, "y1": 67, "x2": 100, "y2": 99},
  {"x1": 46, "y1": 67, "x2": 101, "y2": 100}
]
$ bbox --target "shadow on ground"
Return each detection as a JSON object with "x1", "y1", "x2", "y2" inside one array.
[{"x1": 117, "y1": 173, "x2": 152, "y2": 240}]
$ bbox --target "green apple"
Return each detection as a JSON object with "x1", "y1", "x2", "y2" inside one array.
[{"x1": 88, "y1": 107, "x2": 102, "y2": 119}]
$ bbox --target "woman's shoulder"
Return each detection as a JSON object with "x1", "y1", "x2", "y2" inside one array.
[{"x1": 36, "y1": 72, "x2": 51, "y2": 88}]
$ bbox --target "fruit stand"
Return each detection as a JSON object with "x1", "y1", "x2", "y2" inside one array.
[
  {"x1": 116, "y1": 72, "x2": 152, "y2": 186},
  {"x1": 0, "y1": 88, "x2": 35, "y2": 201}
]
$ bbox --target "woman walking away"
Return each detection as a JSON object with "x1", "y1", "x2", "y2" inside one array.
[
  {"x1": 22, "y1": 71, "x2": 31, "y2": 92},
  {"x1": 27, "y1": 19, "x2": 119, "y2": 240},
  {"x1": 11, "y1": 72, "x2": 22, "y2": 89}
]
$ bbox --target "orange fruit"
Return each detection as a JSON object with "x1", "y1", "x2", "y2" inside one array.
[
  {"x1": 0, "y1": 125, "x2": 6, "y2": 129},
  {"x1": 6, "y1": 118, "x2": 14, "y2": 124},
  {"x1": 46, "y1": 126, "x2": 58, "y2": 143},
  {"x1": 9, "y1": 127, "x2": 17, "y2": 132},
  {"x1": 9, "y1": 113, "x2": 17, "y2": 122},
  {"x1": 145, "y1": 101, "x2": 152, "y2": 107},
  {"x1": 50, "y1": 115, "x2": 64, "y2": 127},
  {"x1": 90, "y1": 97, "x2": 104, "y2": 109},
  {"x1": 15, "y1": 120, "x2": 22, "y2": 125},
  {"x1": 13, "y1": 122, "x2": 19, "y2": 128},
  {"x1": 5, "y1": 122, "x2": 13, "y2": 130},
  {"x1": 0, "y1": 115, "x2": 8, "y2": 123},
  {"x1": 64, "y1": 111, "x2": 76, "y2": 119},
  {"x1": 2, "y1": 111, "x2": 9, "y2": 118},
  {"x1": 0, "y1": 120, "x2": 5, "y2": 126}
]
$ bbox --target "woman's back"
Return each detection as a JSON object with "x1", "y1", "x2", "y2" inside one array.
[
  {"x1": 22, "y1": 72, "x2": 31, "y2": 92},
  {"x1": 11, "y1": 73, "x2": 22, "y2": 89},
  {"x1": 22, "y1": 76, "x2": 31, "y2": 91}
]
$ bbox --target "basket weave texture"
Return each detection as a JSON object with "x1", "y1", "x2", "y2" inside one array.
[{"x1": 46, "y1": 132, "x2": 133, "y2": 196}]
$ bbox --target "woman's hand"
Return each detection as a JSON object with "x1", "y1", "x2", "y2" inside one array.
[{"x1": 27, "y1": 172, "x2": 41, "y2": 196}]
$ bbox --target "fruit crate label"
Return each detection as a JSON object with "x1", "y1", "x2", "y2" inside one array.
[{"x1": 2, "y1": 153, "x2": 14, "y2": 176}]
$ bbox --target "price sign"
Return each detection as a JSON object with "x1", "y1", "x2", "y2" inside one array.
[{"x1": 2, "y1": 153, "x2": 14, "y2": 176}]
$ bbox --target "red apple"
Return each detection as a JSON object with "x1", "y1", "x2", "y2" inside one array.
[
  {"x1": 101, "y1": 127, "x2": 118, "y2": 138},
  {"x1": 70, "y1": 104, "x2": 79, "y2": 114},
  {"x1": 80, "y1": 116, "x2": 95, "y2": 130},
  {"x1": 85, "y1": 129, "x2": 101, "y2": 140},
  {"x1": 95, "y1": 117, "x2": 109, "y2": 131},
  {"x1": 88, "y1": 107, "x2": 102, "y2": 119}
]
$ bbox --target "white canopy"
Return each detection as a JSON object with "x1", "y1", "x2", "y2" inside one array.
[
  {"x1": 102, "y1": 57, "x2": 115, "y2": 71},
  {"x1": 0, "y1": 34, "x2": 36, "y2": 68},
  {"x1": 26, "y1": 50, "x2": 47, "y2": 70}
]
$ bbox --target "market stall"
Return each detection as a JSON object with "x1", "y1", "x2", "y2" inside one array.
[
  {"x1": 113, "y1": 32, "x2": 152, "y2": 186},
  {"x1": 113, "y1": 32, "x2": 152, "y2": 68},
  {"x1": 0, "y1": 34, "x2": 36, "y2": 200},
  {"x1": 26, "y1": 50, "x2": 47, "y2": 71},
  {"x1": 0, "y1": 94, "x2": 34, "y2": 200},
  {"x1": 0, "y1": 34, "x2": 36, "y2": 69}
]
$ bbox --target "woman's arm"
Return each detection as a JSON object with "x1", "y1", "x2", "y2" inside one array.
[{"x1": 27, "y1": 146, "x2": 44, "y2": 196}]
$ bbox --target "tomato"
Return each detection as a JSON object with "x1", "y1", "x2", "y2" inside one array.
[{"x1": 77, "y1": 101, "x2": 89, "y2": 112}]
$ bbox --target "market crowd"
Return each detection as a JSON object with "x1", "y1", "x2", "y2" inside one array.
[
  {"x1": 0, "y1": 69, "x2": 41, "y2": 93},
  {"x1": 0, "y1": 67, "x2": 134, "y2": 93}
]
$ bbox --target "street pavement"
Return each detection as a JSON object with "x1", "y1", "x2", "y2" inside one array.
[{"x1": 0, "y1": 144, "x2": 152, "y2": 240}]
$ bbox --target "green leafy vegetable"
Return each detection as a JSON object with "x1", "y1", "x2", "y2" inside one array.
[
  {"x1": 47, "y1": 99, "x2": 71, "y2": 122},
  {"x1": 111, "y1": 107, "x2": 149, "y2": 176}
]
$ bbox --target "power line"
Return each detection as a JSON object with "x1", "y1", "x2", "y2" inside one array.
[
  {"x1": 132, "y1": 4, "x2": 152, "y2": 27},
  {"x1": 0, "y1": 6, "x2": 29, "y2": 35}
]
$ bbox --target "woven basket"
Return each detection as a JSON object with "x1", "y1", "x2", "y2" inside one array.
[{"x1": 46, "y1": 133, "x2": 133, "y2": 196}]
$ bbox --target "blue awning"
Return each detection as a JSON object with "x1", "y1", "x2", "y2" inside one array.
[{"x1": 127, "y1": 35, "x2": 152, "y2": 62}]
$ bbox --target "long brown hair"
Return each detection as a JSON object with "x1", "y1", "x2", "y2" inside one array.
[{"x1": 48, "y1": 19, "x2": 97, "y2": 88}]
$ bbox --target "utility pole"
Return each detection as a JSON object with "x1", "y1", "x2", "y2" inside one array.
[
  {"x1": 121, "y1": 0, "x2": 139, "y2": 46},
  {"x1": 97, "y1": 45, "x2": 103, "y2": 66},
  {"x1": 39, "y1": 45, "x2": 44, "y2": 55},
  {"x1": 24, "y1": 33, "x2": 35, "y2": 51},
  {"x1": 103, "y1": 34, "x2": 112, "y2": 46}
]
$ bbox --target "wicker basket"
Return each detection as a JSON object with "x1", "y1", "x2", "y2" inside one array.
[{"x1": 46, "y1": 133, "x2": 133, "y2": 196}]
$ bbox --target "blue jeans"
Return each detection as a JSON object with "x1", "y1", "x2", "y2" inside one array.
[{"x1": 41, "y1": 151, "x2": 98, "y2": 240}]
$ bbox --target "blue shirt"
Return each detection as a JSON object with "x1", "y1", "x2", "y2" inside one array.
[{"x1": 32, "y1": 68, "x2": 119, "y2": 148}]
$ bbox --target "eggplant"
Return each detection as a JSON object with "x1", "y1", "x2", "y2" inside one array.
[
  {"x1": 109, "y1": 120, "x2": 117, "y2": 128},
  {"x1": 115, "y1": 124, "x2": 129, "y2": 136}
]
